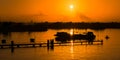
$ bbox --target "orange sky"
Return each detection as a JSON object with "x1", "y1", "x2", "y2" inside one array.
[{"x1": 0, "y1": 0, "x2": 120, "y2": 22}]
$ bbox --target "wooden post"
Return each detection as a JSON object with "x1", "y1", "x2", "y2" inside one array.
[
  {"x1": 17, "y1": 45, "x2": 20, "y2": 48},
  {"x1": 47, "y1": 40, "x2": 50, "y2": 49},
  {"x1": 39, "y1": 44, "x2": 42, "y2": 47},
  {"x1": 101, "y1": 40, "x2": 103, "y2": 45},
  {"x1": 11, "y1": 41, "x2": 14, "y2": 53},
  {"x1": 91, "y1": 41, "x2": 93, "y2": 45},
  {"x1": 11, "y1": 41, "x2": 14, "y2": 48},
  {"x1": 1, "y1": 46, "x2": 3, "y2": 48},
  {"x1": 33, "y1": 44, "x2": 35, "y2": 47},
  {"x1": 50, "y1": 40, "x2": 54, "y2": 50}
]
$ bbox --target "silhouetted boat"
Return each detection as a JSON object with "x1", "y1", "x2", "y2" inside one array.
[{"x1": 54, "y1": 32, "x2": 96, "y2": 42}]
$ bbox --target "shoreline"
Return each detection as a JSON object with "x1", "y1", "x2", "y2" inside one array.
[{"x1": 0, "y1": 22, "x2": 120, "y2": 32}]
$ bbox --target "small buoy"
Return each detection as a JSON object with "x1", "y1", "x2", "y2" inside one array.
[{"x1": 105, "y1": 35, "x2": 109, "y2": 39}]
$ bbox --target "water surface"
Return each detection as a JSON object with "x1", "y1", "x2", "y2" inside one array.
[{"x1": 0, "y1": 29, "x2": 120, "y2": 60}]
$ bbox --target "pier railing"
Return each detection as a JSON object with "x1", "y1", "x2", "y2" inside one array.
[
  {"x1": 0, "y1": 40, "x2": 103, "y2": 53},
  {"x1": 0, "y1": 40, "x2": 103, "y2": 49}
]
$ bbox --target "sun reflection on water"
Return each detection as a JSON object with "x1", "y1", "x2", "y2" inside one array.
[
  {"x1": 70, "y1": 41, "x2": 74, "y2": 59},
  {"x1": 70, "y1": 29, "x2": 74, "y2": 35},
  {"x1": 70, "y1": 29, "x2": 74, "y2": 56}
]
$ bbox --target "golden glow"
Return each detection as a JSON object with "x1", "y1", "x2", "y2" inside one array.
[
  {"x1": 0, "y1": 0, "x2": 118, "y2": 22},
  {"x1": 70, "y1": 40, "x2": 74, "y2": 46},
  {"x1": 70, "y1": 29, "x2": 74, "y2": 35},
  {"x1": 70, "y1": 41, "x2": 74, "y2": 54},
  {"x1": 69, "y1": 4, "x2": 74, "y2": 9},
  {"x1": 70, "y1": 41, "x2": 74, "y2": 59}
]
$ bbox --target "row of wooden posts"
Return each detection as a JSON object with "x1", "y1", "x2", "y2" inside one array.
[
  {"x1": 0, "y1": 39, "x2": 54, "y2": 49},
  {"x1": 0, "y1": 38, "x2": 103, "y2": 49},
  {"x1": 0, "y1": 38, "x2": 104, "y2": 53},
  {"x1": 0, "y1": 39, "x2": 55, "y2": 53}
]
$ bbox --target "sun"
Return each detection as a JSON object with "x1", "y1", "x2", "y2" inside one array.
[{"x1": 69, "y1": 4, "x2": 74, "y2": 9}]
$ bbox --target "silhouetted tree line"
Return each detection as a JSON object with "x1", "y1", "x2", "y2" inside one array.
[
  {"x1": 0, "y1": 22, "x2": 120, "y2": 32},
  {"x1": 44, "y1": 22, "x2": 120, "y2": 29},
  {"x1": 0, "y1": 22, "x2": 47, "y2": 32}
]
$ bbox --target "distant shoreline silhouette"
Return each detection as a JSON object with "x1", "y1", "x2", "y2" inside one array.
[{"x1": 0, "y1": 22, "x2": 120, "y2": 32}]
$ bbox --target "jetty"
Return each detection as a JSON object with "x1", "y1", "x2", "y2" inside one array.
[
  {"x1": 0, "y1": 39, "x2": 103, "y2": 53},
  {"x1": 0, "y1": 40, "x2": 103, "y2": 49}
]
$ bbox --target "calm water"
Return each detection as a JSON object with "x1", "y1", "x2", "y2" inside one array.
[{"x1": 0, "y1": 29, "x2": 120, "y2": 60}]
